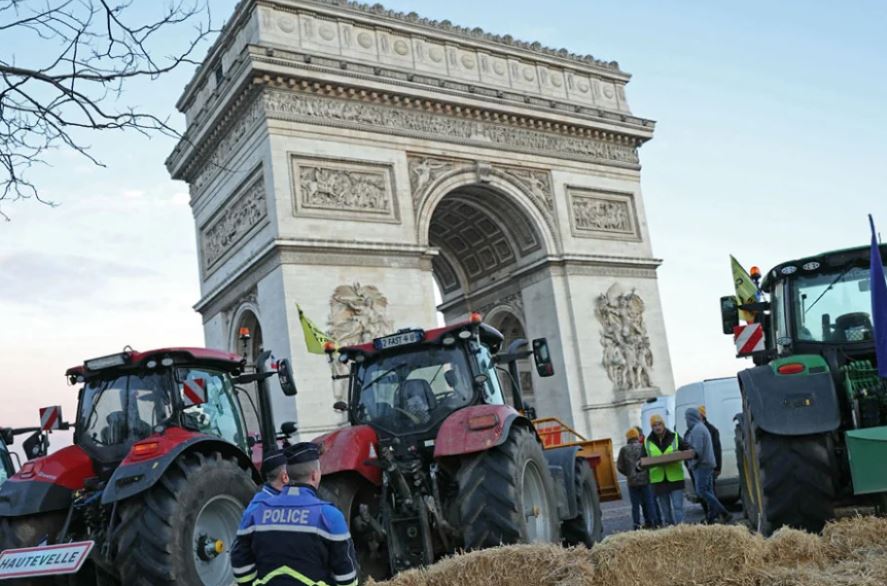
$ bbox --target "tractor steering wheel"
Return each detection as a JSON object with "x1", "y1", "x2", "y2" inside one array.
[{"x1": 391, "y1": 407, "x2": 423, "y2": 425}]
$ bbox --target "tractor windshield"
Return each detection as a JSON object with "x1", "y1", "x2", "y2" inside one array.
[
  {"x1": 77, "y1": 372, "x2": 174, "y2": 448},
  {"x1": 354, "y1": 346, "x2": 475, "y2": 434},
  {"x1": 791, "y1": 265, "x2": 881, "y2": 343}
]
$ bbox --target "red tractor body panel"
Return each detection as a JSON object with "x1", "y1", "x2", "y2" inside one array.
[
  {"x1": 118, "y1": 427, "x2": 205, "y2": 466},
  {"x1": 10, "y1": 444, "x2": 94, "y2": 491},
  {"x1": 314, "y1": 425, "x2": 381, "y2": 486},
  {"x1": 433, "y1": 404, "x2": 525, "y2": 458}
]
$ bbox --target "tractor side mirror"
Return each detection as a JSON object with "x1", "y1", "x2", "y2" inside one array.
[
  {"x1": 720, "y1": 296, "x2": 739, "y2": 335},
  {"x1": 532, "y1": 338, "x2": 554, "y2": 377},
  {"x1": 280, "y1": 421, "x2": 298, "y2": 436},
  {"x1": 181, "y1": 379, "x2": 209, "y2": 407},
  {"x1": 22, "y1": 431, "x2": 47, "y2": 460},
  {"x1": 333, "y1": 401, "x2": 348, "y2": 412},
  {"x1": 277, "y1": 358, "x2": 297, "y2": 397}
]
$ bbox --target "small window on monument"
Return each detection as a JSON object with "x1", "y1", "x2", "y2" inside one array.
[{"x1": 214, "y1": 64, "x2": 223, "y2": 85}]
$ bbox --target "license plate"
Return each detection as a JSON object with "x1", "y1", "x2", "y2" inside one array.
[
  {"x1": 0, "y1": 541, "x2": 94, "y2": 579},
  {"x1": 374, "y1": 330, "x2": 423, "y2": 350}
]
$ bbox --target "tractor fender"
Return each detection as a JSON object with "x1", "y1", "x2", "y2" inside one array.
[
  {"x1": 0, "y1": 445, "x2": 94, "y2": 517},
  {"x1": 542, "y1": 445, "x2": 581, "y2": 520},
  {"x1": 739, "y1": 360, "x2": 841, "y2": 436},
  {"x1": 433, "y1": 405, "x2": 531, "y2": 458},
  {"x1": 101, "y1": 428, "x2": 259, "y2": 505},
  {"x1": 314, "y1": 425, "x2": 382, "y2": 486}
]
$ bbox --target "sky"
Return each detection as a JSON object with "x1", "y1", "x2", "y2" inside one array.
[{"x1": 2, "y1": 1, "x2": 885, "y2": 444}]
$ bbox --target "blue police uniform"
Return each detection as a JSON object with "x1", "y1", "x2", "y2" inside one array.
[
  {"x1": 245, "y1": 483, "x2": 282, "y2": 513},
  {"x1": 231, "y1": 484, "x2": 358, "y2": 586}
]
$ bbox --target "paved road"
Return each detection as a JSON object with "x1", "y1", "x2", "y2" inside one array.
[{"x1": 600, "y1": 482, "x2": 710, "y2": 536}]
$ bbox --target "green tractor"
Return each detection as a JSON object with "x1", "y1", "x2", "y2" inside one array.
[{"x1": 721, "y1": 243, "x2": 887, "y2": 535}]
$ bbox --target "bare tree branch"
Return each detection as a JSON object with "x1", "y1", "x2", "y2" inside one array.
[{"x1": 0, "y1": 0, "x2": 219, "y2": 220}]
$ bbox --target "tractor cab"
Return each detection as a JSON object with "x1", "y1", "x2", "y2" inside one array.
[
  {"x1": 722, "y1": 244, "x2": 887, "y2": 365},
  {"x1": 335, "y1": 314, "x2": 551, "y2": 441},
  {"x1": 66, "y1": 348, "x2": 250, "y2": 474}
]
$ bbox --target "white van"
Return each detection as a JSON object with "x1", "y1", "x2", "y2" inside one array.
[
  {"x1": 640, "y1": 395, "x2": 675, "y2": 437},
  {"x1": 674, "y1": 377, "x2": 742, "y2": 503}
]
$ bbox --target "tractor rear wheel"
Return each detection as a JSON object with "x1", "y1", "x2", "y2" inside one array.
[
  {"x1": 0, "y1": 512, "x2": 66, "y2": 586},
  {"x1": 562, "y1": 459, "x2": 602, "y2": 547},
  {"x1": 114, "y1": 451, "x2": 255, "y2": 586},
  {"x1": 456, "y1": 426, "x2": 560, "y2": 549},
  {"x1": 741, "y1": 408, "x2": 835, "y2": 535},
  {"x1": 318, "y1": 474, "x2": 388, "y2": 581}
]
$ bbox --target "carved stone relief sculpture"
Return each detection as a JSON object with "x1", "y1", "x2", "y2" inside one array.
[
  {"x1": 595, "y1": 283, "x2": 654, "y2": 391},
  {"x1": 201, "y1": 175, "x2": 267, "y2": 271},
  {"x1": 569, "y1": 188, "x2": 639, "y2": 240},
  {"x1": 328, "y1": 283, "x2": 394, "y2": 399},
  {"x1": 292, "y1": 157, "x2": 398, "y2": 223}
]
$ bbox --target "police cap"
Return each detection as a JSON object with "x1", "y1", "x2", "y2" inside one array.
[
  {"x1": 261, "y1": 450, "x2": 286, "y2": 477},
  {"x1": 285, "y1": 442, "x2": 320, "y2": 464}
]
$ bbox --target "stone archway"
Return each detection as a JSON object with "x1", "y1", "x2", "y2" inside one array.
[{"x1": 169, "y1": 0, "x2": 675, "y2": 442}]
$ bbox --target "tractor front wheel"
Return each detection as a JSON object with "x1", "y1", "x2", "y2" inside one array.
[
  {"x1": 562, "y1": 459, "x2": 603, "y2": 547},
  {"x1": 114, "y1": 451, "x2": 255, "y2": 586},
  {"x1": 741, "y1": 409, "x2": 835, "y2": 535},
  {"x1": 456, "y1": 426, "x2": 560, "y2": 549},
  {"x1": 0, "y1": 512, "x2": 66, "y2": 586}
]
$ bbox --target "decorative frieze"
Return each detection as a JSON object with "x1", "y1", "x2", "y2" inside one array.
[
  {"x1": 291, "y1": 156, "x2": 398, "y2": 223},
  {"x1": 201, "y1": 174, "x2": 267, "y2": 270},
  {"x1": 568, "y1": 188, "x2": 640, "y2": 241},
  {"x1": 263, "y1": 90, "x2": 639, "y2": 168}
]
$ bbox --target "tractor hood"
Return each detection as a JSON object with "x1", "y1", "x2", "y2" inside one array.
[{"x1": 0, "y1": 445, "x2": 95, "y2": 517}]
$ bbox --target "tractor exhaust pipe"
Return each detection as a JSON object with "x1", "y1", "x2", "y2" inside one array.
[{"x1": 256, "y1": 350, "x2": 278, "y2": 456}]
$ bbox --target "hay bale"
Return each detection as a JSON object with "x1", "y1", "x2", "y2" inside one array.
[
  {"x1": 588, "y1": 524, "x2": 766, "y2": 586},
  {"x1": 763, "y1": 527, "x2": 823, "y2": 569},
  {"x1": 366, "y1": 544, "x2": 595, "y2": 586},
  {"x1": 821, "y1": 516, "x2": 887, "y2": 561}
]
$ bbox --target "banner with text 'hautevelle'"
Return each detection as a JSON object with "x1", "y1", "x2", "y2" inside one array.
[
  {"x1": 731, "y1": 255, "x2": 759, "y2": 323},
  {"x1": 297, "y1": 304, "x2": 335, "y2": 354}
]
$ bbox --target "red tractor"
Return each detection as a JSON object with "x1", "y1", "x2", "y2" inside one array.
[
  {"x1": 0, "y1": 346, "x2": 296, "y2": 585},
  {"x1": 315, "y1": 315, "x2": 602, "y2": 580}
]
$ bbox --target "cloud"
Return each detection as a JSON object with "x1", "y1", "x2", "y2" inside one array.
[{"x1": 0, "y1": 251, "x2": 155, "y2": 308}]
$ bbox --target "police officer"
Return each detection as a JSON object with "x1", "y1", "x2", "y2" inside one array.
[
  {"x1": 245, "y1": 450, "x2": 290, "y2": 513},
  {"x1": 231, "y1": 442, "x2": 358, "y2": 586}
]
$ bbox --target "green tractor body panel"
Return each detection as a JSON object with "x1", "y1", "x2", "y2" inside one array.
[
  {"x1": 846, "y1": 426, "x2": 887, "y2": 495},
  {"x1": 769, "y1": 354, "x2": 829, "y2": 376}
]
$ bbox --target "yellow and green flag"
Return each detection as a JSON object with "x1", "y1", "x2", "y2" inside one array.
[
  {"x1": 297, "y1": 304, "x2": 335, "y2": 354},
  {"x1": 730, "y1": 255, "x2": 758, "y2": 323}
]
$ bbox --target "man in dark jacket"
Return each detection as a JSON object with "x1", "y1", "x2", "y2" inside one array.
[
  {"x1": 617, "y1": 427, "x2": 659, "y2": 528},
  {"x1": 231, "y1": 442, "x2": 359, "y2": 585},
  {"x1": 642, "y1": 414, "x2": 691, "y2": 525},
  {"x1": 698, "y1": 405, "x2": 722, "y2": 476},
  {"x1": 685, "y1": 408, "x2": 731, "y2": 524}
]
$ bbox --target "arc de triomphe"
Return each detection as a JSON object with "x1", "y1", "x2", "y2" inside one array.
[{"x1": 167, "y1": 0, "x2": 674, "y2": 444}]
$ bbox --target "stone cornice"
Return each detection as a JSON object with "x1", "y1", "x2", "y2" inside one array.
[
  {"x1": 297, "y1": 0, "x2": 623, "y2": 74},
  {"x1": 169, "y1": 69, "x2": 650, "y2": 188},
  {"x1": 248, "y1": 47, "x2": 652, "y2": 132}
]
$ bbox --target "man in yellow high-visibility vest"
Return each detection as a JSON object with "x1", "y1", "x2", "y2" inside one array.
[{"x1": 643, "y1": 414, "x2": 690, "y2": 525}]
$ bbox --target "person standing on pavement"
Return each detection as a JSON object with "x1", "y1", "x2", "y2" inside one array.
[
  {"x1": 231, "y1": 442, "x2": 359, "y2": 586},
  {"x1": 643, "y1": 414, "x2": 690, "y2": 525},
  {"x1": 617, "y1": 427, "x2": 658, "y2": 529},
  {"x1": 694, "y1": 405, "x2": 723, "y2": 518},
  {"x1": 685, "y1": 408, "x2": 731, "y2": 524}
]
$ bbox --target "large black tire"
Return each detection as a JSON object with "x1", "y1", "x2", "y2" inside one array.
[
  {"x1": 741, "y1": 406, "x2": 835, "y2": 535},
  {"x1": 562, "y1": 460, "x2": 603, "y2": 547},
  {"x1": 318, "y1": 474, "x2": 388, "y2": 582},
  {"x1": 456, "y1": 426, "x2": 560, "y2": 549},
  {"x1": 114, "y1": 451, "x2": 255, "y2": 586},
  {"x1": 0, "y1": 512, "x2": 66, "y2": 586}
]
